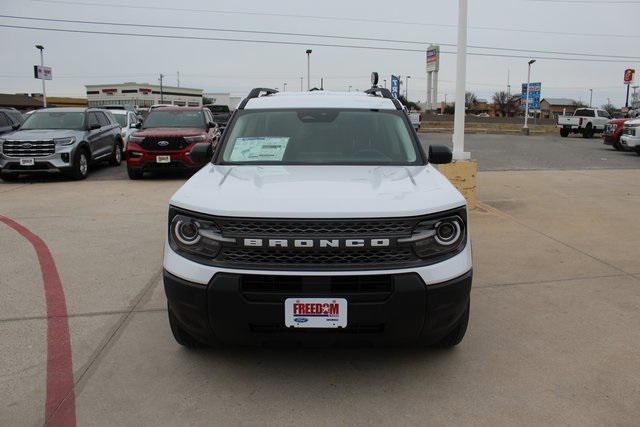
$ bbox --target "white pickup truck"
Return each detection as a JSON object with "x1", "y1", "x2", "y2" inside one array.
[{"x1": 558, "y1": 108, "x2": 611, "y2": 138}]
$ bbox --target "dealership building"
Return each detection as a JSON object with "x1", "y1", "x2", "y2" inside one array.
[{"x1": 85, "y1": 82, "x2": 203, "y2": 108}]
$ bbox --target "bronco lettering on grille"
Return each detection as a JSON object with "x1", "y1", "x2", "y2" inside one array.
[{"x1": 241, "y1": 238, "x2": 391, "y2": 249}]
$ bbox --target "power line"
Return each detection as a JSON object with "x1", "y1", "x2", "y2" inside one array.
[
  {"x1": 27, "y1": 0, "x2": 640, "y2": 40},
  {"x1": 1, "y1": 15, "x2": 638, "y2": 60},
  {"x1": 0, "y1": 23, "x2": 637, "y2": 63}
]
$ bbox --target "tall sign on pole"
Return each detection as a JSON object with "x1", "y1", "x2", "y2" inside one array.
[
  {"x1": 425, "y1": 45, "x2": 440, "y2": 112},
  {"x1": 624, "y1": 68, "x2": 635, "y2": 108}
]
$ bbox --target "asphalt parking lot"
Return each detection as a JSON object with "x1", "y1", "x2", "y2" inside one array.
[{"x1": 1, "y1": 135, "x2": 639, "y2": 425}]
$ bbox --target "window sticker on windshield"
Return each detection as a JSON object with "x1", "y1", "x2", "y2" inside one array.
[{"x1": 229, "y1": 137, "x2": 289, "y2": 161}]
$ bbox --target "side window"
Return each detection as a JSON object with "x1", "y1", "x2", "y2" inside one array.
[
  {"x1": 87, "y1": 112, "x2": 100, "y2": 128},
  {"x1": 598, "y1": 110, "x2": 611, "y2": 119},
  {"x1": 574, "y1": 109, "x2": 585, "y2": 116},
  {"x1": 0, "y1": 112, "x2": 10, "y2": 127},
  {"x1": 97, "y1": 112, "x2": 110, "y2": 127}
]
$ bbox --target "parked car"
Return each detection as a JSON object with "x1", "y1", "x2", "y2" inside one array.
[
  {"x1": 603, "y1": 118, "x2": 630, "y2": 151},
  {"x1": 0, "y1": 107, "x2": 24, "y2": 135},
  {"x1": 408, "y1": 110, "x2": 422, "y2": 131},
  {"x1": 109, "y1": 109, "x2": 139, "y2": 149},
  {"x1": 619, "y1": 118, "x2": 640, "y2": 155},
  {"x1": 125, "y1": 107, "x2": 220, "y2": 179},
  {"x1": 0, "y1": 108, "x2": 123, "y2": 181},
  {"x1": 163, "y1": 87, "x2": 471, "y2": 349},
  {"x1": 203, "y1": 104, "x2": 232, "y2": 129},
  {"x1": 558, "y1": 108, "x2": 611, "y2": 138}
]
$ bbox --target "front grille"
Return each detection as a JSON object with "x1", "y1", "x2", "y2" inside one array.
[
  {"x1": 240, "y1": 274, "x2": 394, "y2": 303},
  {"x1": 217, "y1": 218, "x2": 416, "y2": 236},
  {"x1": 2, "y1": 140, "x2": 55, "y2": 157},
  {"x1": 624, "y1": 127, "x2": 636, "y2": 136},
  {"x1": 140, "y1": 136, "x2": 186, "y2": 150}
]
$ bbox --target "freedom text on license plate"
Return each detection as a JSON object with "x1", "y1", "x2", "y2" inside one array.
[{"x1": 285, "y1": 298, "x2": 347, "y2": 329}]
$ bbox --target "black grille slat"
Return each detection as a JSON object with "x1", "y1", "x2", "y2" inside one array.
[
  {"x1": 218, "y1": 218, "x2": 415, "y2": 236},
  {"x1": 140, "y1": 137, "x2": 186, "y2": 150},
  {"x1": 2, "y1": 140, "x2": 55, "y2": 157}
]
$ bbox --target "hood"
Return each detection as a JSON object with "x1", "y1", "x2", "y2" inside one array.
[
  {"x1": 170, "y1": 165, "x2": 466, "y2": 219},
  {"x1": 135, "y1": 127, "x2": 205, "y2": 137},
  {"x1": 609, "y1": 118, "x2": 629, "y2": 125},
  {"x1": 623, "y1": 118, "x2": 640, "y2": 126},
  {"x1": 2, "y1": 129, "x2": 82, "y2": 140}
]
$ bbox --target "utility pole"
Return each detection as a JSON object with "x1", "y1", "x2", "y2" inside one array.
[
  {"x1": 383, "y1": 79, "x2": 387, "y2": 89},
  {"x1": 300, "y1": 77, "x2": 303, "y2": 92},
  {"x1": 406, "y1": 76, "x2": 411, "y2": 99},
  {"x1": 348, "y1": 85, "x2": 352, "y2": 92},
  {"x1": 177, "y1": 70, "x2": 180, "y2": 88},
  {"x1": 589, "y1": 89, "x2": 593, "y2": 107},
  {"x1": 283, "y1": 82, "x2": 287, "y2": 92},
  {"x1": 320, "y1": 77, "x2": 324, "y2": 90},
  {"x1": 507, "y1": 68, "x2": 511, "y2": 96},
  {"x1": 35, "y1": 45, "x2": 46, "y2": 107},
  {"x1": 305, "y1": 49, "x2": 312, "y2": 91},
  {"x1": 452, "y1": 0, "x2": 470, "y2": 159},
  {"x1": 159, "y1": 73, "x2": 164, "y2": 104},
  {"x1": 523, "y1": 59, "x2": 536, "y2": 135}
]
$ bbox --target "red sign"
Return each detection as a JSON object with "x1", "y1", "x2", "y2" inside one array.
[
  {"x1": 139, "y1": 88, "x2": 152, "y2": 94},
  {"x1": 102, "y1": 88, "x2": 117, "y2": 94},
  {"x1": 624, "y1": 69, "x2": 635, "y2": 85}
]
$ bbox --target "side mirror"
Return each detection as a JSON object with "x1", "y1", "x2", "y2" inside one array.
[
  {"x1": 131, "y1": 122, "x2": 141, "y2": 129},
  {"x1": 189, "y1": 142, "x2": 213, "y2": 164},
  {"x1": 428, "y1": 144, "x2": 453, "y2": 164},
  {"x1": 89, "y1": 123, "x2": 101, "y2": 130}
]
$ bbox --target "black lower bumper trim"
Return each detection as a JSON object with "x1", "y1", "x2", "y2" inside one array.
[{"x1": 164, "y1": 269, "x2": 472, "y2": 347}]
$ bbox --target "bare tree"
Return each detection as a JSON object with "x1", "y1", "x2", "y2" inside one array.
[
  {"x1": 465, "y1": 91, "x2": 478, "y2": 110},
  {"x1": 492, "y1": 91, "x2": 520, "y2": 117}
]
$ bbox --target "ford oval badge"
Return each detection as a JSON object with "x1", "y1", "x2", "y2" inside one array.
[
  {"x1": 158, "y1": 140, "x2": 169, "y2": 146},
  {"x1": 294, "y1": 317, "x2": 308, "y2": 323}
]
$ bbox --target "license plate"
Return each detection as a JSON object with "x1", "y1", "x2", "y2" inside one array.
[
  {"x1": 285, "y1": 298, "x2": 347, "y2": 329},
  {"x1": 20, "y1": 158, "x2": 35, "y2": 166},
  {"x1": 156, "y1": 155, "x2": 171, "y2": 163}
]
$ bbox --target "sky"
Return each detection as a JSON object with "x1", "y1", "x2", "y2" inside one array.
[{"x1": 1, "y1": 0, "x2": 639, "y2": 108}]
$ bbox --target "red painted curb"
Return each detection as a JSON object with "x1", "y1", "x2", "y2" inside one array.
[{"x1": 0, "y1": 215, "x2": 76, "y2": 427}]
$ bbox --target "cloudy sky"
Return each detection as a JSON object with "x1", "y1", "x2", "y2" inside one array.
[{"x1": 1, "y1": 0, "x2": 638, "y2": 107}]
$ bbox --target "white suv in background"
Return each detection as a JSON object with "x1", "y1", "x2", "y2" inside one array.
[
  {"x1": 620, "y1": 118, "x2": 640, "y2": 154},
  {"x1": 163, "y1": 80, "x2": 472, "y2": 349},
  {"x1": 109, "y1": 110, "x2": 139, "y2": 149}
]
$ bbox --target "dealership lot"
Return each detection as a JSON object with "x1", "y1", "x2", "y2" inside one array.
[{"x1": 1, "y1": 136, "x2": 639, "y2": 425}]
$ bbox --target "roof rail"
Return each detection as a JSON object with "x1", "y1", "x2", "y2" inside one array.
[
  {"x1": 238, "y1": 87, "x2": 279, "y2": 109},
  {"x1": 364, "y1": 87, "x2": 403, "y2": 110}
]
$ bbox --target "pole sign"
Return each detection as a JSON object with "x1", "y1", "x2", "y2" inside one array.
[
  {"x1": 33, "y1": 65, "x2": 52, "y2": 80},
  {"x1": 426, "y1": 45, "x2": 440, "y2": 73},
  {"x1": 390, "y1": 75, "x2": 400, "y2": 99},
  {"x1": 521, "y1": 82, "x2": 542, "y2": 110},
  {"x1": 624, "y1": 68, "x2": 635, "y2": 85}
]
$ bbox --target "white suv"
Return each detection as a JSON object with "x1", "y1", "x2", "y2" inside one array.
[
  {"x1": 620, "y1": 118, "x2": 640, "y2": 154},
  {"x1": 163, "y1": 84, "x2": 472, "y2": 348}
]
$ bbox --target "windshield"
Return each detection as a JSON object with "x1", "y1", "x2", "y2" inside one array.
[
  {"x1": 143, "y1": 110, "x2": 204, "y2": 128},
  {"x1": 113, "y1": 114, "x2": 127, "y2": 127},
  {"x1": 220, "y1": 109, "x2": 420, "y2": 165},
  {"x1": 21, "y1": 111, "x2": 86, "y2": 130}
]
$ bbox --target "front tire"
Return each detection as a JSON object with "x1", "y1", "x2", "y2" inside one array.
[
  {"x1": 168, "y1": 307, "x2": 206, "y2": 348},
  {"x1": 613, "y1": 141, "x2": 622, "y2": 151},
  {"x1": 108, "y1": 141, "x2": 123, "y2": 166},
  {"x1": 127, "y1": 165, "x2": 143, "y2": 180},
  {"x1": 582, "y1": 124, "x2": 594, "y2": 139},
  {"x1": 432, "y1": 302, "x2": 470, "y2": 348},
  {"x1": 70, "y1": 149, "x2": 89, "y2": 180},
  {"x1": 560, "y1": 128, "x2": 569, "y2": 138}
]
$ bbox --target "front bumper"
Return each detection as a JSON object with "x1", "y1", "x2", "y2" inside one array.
[
  {"x1": 163, "y1": 241, "x2": 473, "y2": 346},
  {"x1": 0, "y1": 151, "x2": 73, "y2": 174},
  {"x1": 620, "y1": 134, "x2": 640, "y2": 149},
  {"x1": 125, "y1": 143, "x2": 201, "y2": 171},
  {"x1": 164, "y1": 268, "x2": 472, "y2": 346}
]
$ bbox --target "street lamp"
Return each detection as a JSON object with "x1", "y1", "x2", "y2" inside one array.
[
  {"x1": 283, "y1": 82, "x2": 287, "y2": 92},
  {"x1": 523, "y1": 59, "x2": 536, "y2": 134},
  {"x1": 35, "y1": 44, "x2": 47, "y2": 108},
  {"x1": 383, "y1": 79, "x2": 387, "y2": 89},
  {"x1": 348, "y1": 85, "x2": 352, "y2": 92},
  {"x1": 300, "y1": 77, "x2": 303, "y2": 92},
  {"x1": 305, "y1": 49, "x2": 312, "y2": 91},
  {"x1": 589, "y1": 88, "x2": 593, "y2": 108},
  {"x1": 406, "y1": 76, "x2": 411, "y2": 99}
]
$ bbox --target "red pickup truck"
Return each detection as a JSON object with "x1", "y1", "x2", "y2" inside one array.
[
  {"x1": 603, "y1": 118, "x2": 629, "y2": 150},
  {"x1": 125, "y1": 107, "x2": 220, "y2": 179}
]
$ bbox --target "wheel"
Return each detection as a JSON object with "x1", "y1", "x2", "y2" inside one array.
[
  {"x1": 613, "y1": 141, "x2": 622, "y2": 151},
  {"x1": 70, "y1": 149, "x2": 89, "y2": 180},
  {"x1": 168, "y1": 307, "x2": 206, "y2": 348},
  {"x1": 582, "y1": 125, "x2": 594, "y2": 139},
  {"x1": 127, "y1": 165, "x2": 143, "y2": 180},
  {"x1": 0, "y1": 172, "x2": 20, "y2": 182},
  {"x1": 560, "y1": 128, "x2": 569, "y2": 138},
  {"x1": 108, "y1": 141, "x2": 123, "y2": 166},
  {"x1": 432, "y1": 302, "x2": 470, "y2": 348}
]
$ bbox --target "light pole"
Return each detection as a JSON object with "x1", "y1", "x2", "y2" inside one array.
[
  {"x1": 523, "y1": 59, "x2": 536, "y2": 134},
  {"x1": 283, "y1": 82, "x2": 287, "y2": 92},
  {"x1": 348, "y1": 85, "x2": 352, "y2": 92},
  {"x1": 406, "y1": 76, "x2": 411, "y2": 99},
  {"x1": 305, "y1": 49, "x2": 312, "y2": 91},
  {"x1": 452, "y1": 0, "x2": 470, "y2": 159},
  {"x1": 589, "y1": 89, "x2": 593, "y2": 107},
  {"x1": 35, "y1": 45, "x2": 46, "y2": 108},
  {"x1": 300, "y1": 77, "x2": 303, "y2": 92},
  {"x1": 383, "y1": 79, "x2": 387, "y2": 89}
]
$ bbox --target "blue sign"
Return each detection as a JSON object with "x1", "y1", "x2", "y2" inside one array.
[
  {"x1": 521, "y1": 82, "x2": 542, "y2": 110},
  {"x1": 390, "y1": 75, "x2": 400, "y2": 99}
]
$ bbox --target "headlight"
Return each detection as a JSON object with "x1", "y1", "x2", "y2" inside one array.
[
  {"x1": 169, "y1": 213, "x2": 231, "y2": 260},
  {"x1": 400, "y1": 212, "x2": 466, "y2": 260},
  {"x1": 54, "y1": 137, "x2": 76, "y2": 146},
  {"x1": 129, "y1": 136, "x2": 144, "y2": 144},
  {"x1": 184, "y1": 134, "x2": 207, "y2": 143}
]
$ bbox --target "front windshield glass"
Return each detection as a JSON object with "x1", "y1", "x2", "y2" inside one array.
[
  {"x1": 21, "y1": 111, "x2": 86, "y2": 130},
  {"x1": 113, "y1": 114, "x2": 127, "y2": 127},
  {"x1": 220, "y1": 109, "x2": 420, "y2": 165},
  {"x1": 143, "y1": 110, "x2": 204, "y2": 128}
]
